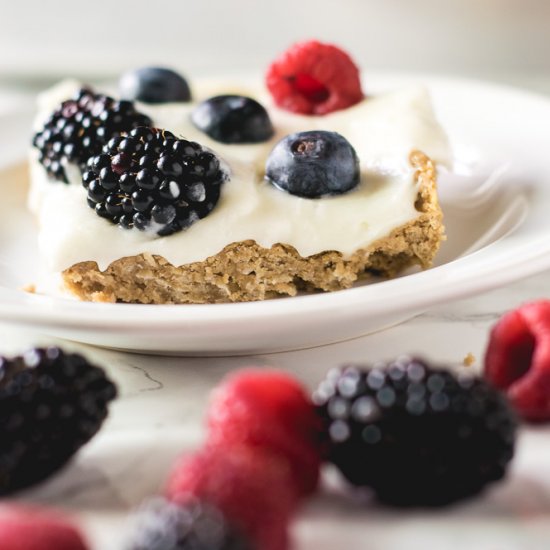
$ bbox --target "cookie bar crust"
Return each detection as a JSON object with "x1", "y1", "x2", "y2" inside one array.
[{"x1": 62, "y1": 151, "x2": 444, "y2": 304}]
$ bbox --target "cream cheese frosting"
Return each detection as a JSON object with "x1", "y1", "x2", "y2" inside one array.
[{"x1": 29, "y1": 79, "x2": 451, "y2": 272}]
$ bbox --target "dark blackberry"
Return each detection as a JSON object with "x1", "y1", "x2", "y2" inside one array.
[
  {"x1": 32, "y1": 88, "x2": 151, "y2": 183},
  {"x1": 314, "y1": 357, "x2": 517, "y2": 506},
  {"x1": 126, "y1": 497, "x2": 253, "y2": 550},
  {"x1": 0, "y1": 346, "x2": 117, "y2": 494},
  {"x1": 83, "y1": 127, "x2": 226, "y2": 235}
]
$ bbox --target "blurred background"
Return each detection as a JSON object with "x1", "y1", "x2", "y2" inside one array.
[{"x1": 1, "y1": 0, "x2": 549, "y2": 92}]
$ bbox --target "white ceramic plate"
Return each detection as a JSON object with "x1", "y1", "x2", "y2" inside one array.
[{"x1": 1, "y1": 75, "x2": 549, "y2": 355}]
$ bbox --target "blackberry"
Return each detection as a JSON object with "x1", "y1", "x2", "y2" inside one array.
[
  {"x1": 83, "y1": 127, "x2": 226, "y2": 235},
  {"x1": 0, "y1": 346, "x2": 117, "y2": 494},
  {"x1": 314, "y1": 357, "x2": 517, "y2": 506},
  {"x1": 32, "y1": 88, "x2": 151, "y2": 183},
  {"x1": 126, "y1": 497, "x2": 253, "y2": 550}
]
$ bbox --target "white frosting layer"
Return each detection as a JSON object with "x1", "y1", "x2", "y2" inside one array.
[{"x1": 30, "y1": 79, "x2": 450, "y2": 272}]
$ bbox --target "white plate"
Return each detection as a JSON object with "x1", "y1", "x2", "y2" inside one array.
[{"x1": 1, "y1": 75, "x2": 549, "y2": 355}]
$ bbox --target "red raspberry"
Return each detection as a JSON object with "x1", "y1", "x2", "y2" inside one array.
[
  {"x1": 266, "y1": 40, "x2": 364, "y2": 115},
  {"x1": 0, "y1": 505, "x2": 88, "y2": 550},
  {"x1": 206, "y1": 369, "x2": 323, "y2": 496},
  {"x1": 165, "y1": 445, "x2": 295, "y2": 550},
  {"x1": 484, "y1": 300, "x2": 550, "y2": 421}
]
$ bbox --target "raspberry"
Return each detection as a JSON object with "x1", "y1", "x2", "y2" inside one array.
[
  {"x1": 206, "y1": 369, "x2": 323, "y2": 496},
  {"x1": 314, "y1": 358, "x2": 517, "y2": 506},
  {"x1": 0, "y1": 504, "x2": 88, "y2": 550},
  {"x1": 484, "y1": 300, "x2": 550, "y2": 421},
  {"x1": 0, "y1": 346, "x2": 117, "y2": 494},
  {"x1": 265, "y1": 40, "x2": 363, "y2": 115},
  {"x1": 165, "y1": 445, "x2": 295, "y2": 550},
  {"x1": 126, "y1": 497, "x2": 252, "y2": 550}
]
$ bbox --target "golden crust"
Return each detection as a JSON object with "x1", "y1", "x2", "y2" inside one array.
[{"x1": 62, "y1": 151, "x2": 444, "y2": 304}]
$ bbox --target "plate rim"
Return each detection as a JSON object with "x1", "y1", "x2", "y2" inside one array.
[{"x1": 3, "y1": 74, "x2": 550, "y2": 336}]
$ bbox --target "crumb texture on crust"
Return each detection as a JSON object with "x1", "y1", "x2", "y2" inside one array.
[{"x1": 62, "y1": 151, "x2": 444, "y2": 304}]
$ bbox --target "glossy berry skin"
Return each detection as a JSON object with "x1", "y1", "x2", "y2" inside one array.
[
  {"x1": 166, "y1": 445, "x2": 294, "y2": 550},
  {"x1": 191, "y1": 95, "x2": 274, "y2": 144},
  {"x1": 0, "y1": 347, "x2": 117, "y2": 494},
  {"x1": 126, "y1": 497, "x2": 252, "y2": 550},
  {"x1": 265, "y1": 130, "x2": 360, "y2": 198},
  {"x1": 266, "y1": 40, "x2": 363, "y2": 115},
  {"x1": 120, "y1": 67, "x2": 191, "y2": 104},
  {"x1": 314, "y1": 358, "x2": 517, "y2": 507},
  {"x1": 485, "y1": 300, "x2": 550, "y2": 421},
  {"x1": 83, "y1": 127, "x2": 226, "y2": 235},
  {"x1": 207, "y1": 369, "x2": 323, "y2": 496},
  {"x1": 32, "y1": 88, "x2": 151, "y2": 183},
  {"x1": 0, "y1": 505, "x2": 88, "y2": 550}
]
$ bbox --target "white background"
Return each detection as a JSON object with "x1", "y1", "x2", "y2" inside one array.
[{"x1": 0, "y1": 0, "x2": 549, "y2": 83}]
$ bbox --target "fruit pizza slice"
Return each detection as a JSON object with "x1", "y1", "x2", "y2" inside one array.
[{"x1": 29, "y1": 40, "x2": 449, "y2": 303}]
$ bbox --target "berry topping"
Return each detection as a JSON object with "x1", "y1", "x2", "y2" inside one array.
[
  {"x1": 484, "y1": 300, "x2": 550, "y2": 421},
  {"x1": 126, "y1": 497, "x2": 252, "y2": 550},
  {"x1": 0, "y1": 346, "x2": 117, "y2": 494},
  {"x1": 266, "y1": 40, "x2": 363, "y2": 115},
  {"x1": 206, "y1": 369, "x2": 322, "y2": 496},
  {"x1": 166, "y1": 446, "x2": 294, "y2": 550},
  {"x1": 0, "y1": 505, "x2": 89, "y2": 550},
  {"x1": 191, "y1": 95, "x2": 274, "y2": 144},
  {"x1": 119, "y1": 67, "x2": 192, "y2": 104},
  {"x1": 83, "y1": 127, "x2": 226, "y2": 235},
  {"x1": 314, "y1": 357, "x2": 517, "y2": 506},
  {"x1": 265, "y1": 130, "x2": 360, "y2": 198},
  {"x1": 32, "y1": 88, "x2": 151, "y2": 183}
]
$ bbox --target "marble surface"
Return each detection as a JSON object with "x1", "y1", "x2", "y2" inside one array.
[{"x1": 0, "y1": 269, "x2": 548, "y2": 550}]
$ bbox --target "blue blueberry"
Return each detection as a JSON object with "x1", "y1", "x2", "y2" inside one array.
[
  {"x1": 265, "y1": 131, "x2": 360, "y2": 198},
  {"x1": 119, "y1": 67, "x2": 191, "y2": 104},
  {"x1": 191, "y1": 95, "x2": 274, "y2": 144}
]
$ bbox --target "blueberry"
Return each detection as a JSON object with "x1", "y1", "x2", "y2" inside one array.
[
  {"x1": 191, "y1": 95, "x2": 274, "y2": 144},
  {"x1": 119, "y1": 67, "x2": 191, "y2": 104},
  {"x1": 265, "y1": 131, "x2": 360, "y2": 198}
]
